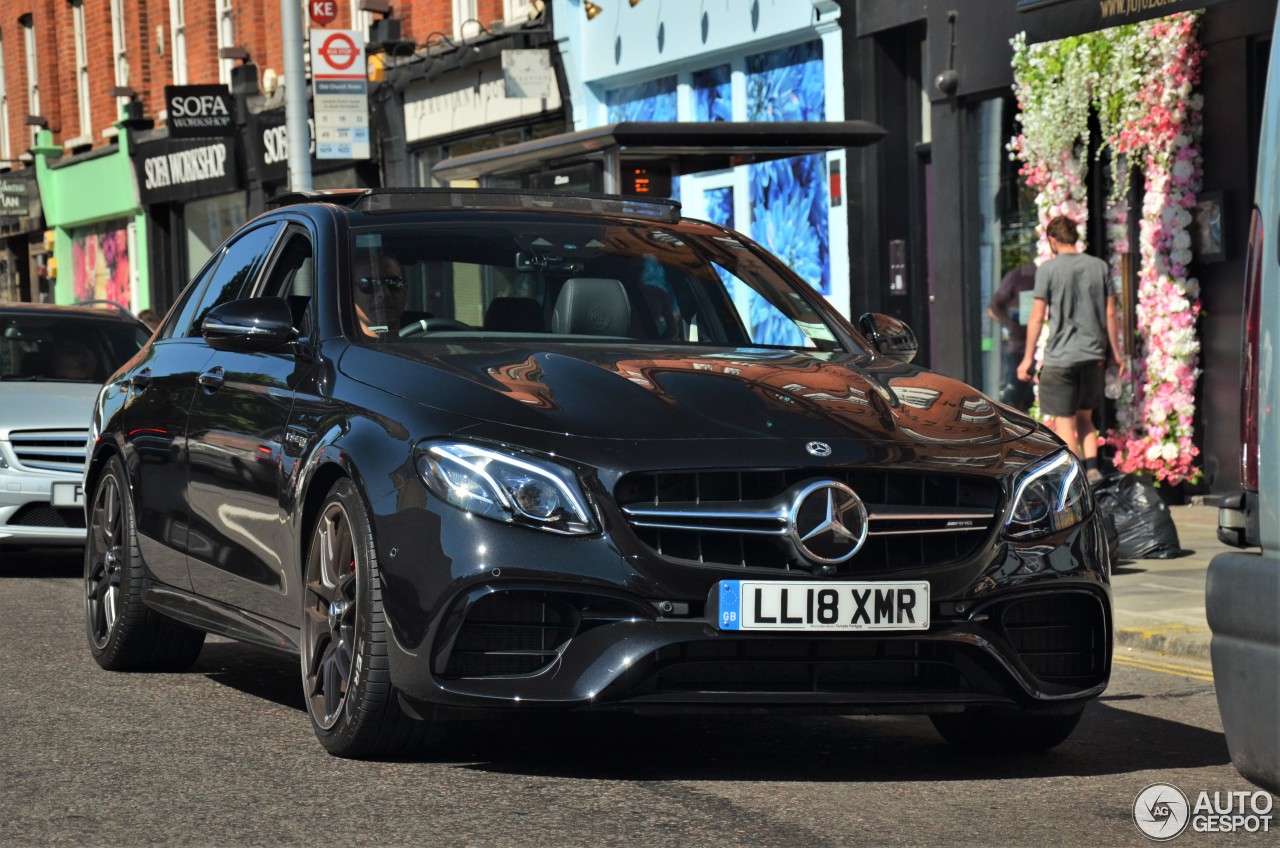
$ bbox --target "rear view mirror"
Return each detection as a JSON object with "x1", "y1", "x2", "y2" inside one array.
[{"x1": 857, "y1": 312, "x2": 918, "y2": 364}]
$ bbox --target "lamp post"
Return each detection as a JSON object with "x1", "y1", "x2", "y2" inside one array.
[{"x1": 282, "y1": 0, "x2": 312, "y2": 191}]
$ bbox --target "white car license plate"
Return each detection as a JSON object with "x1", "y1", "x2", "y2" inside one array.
[
  {"x1": 51, "y1": 481, "x2": 85, "y2": 508},
  {"x1": 718, "y1": 580, "x2": 930, "y2": 632}
]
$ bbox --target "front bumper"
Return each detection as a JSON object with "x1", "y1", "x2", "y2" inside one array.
[
  {"x1": 376, "y1": 507, "x2": 1112, "y2": 715},
  {"x1": 0, "y1": 467, "x2": 86, "y2": 546}
]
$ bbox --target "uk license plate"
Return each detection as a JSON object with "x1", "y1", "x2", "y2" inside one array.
[
  {"x1": 51, "y1": 481, "x2": 84, "y2": 508},
  {"x1": 718, "y1": 580, "x2": 930, "y2": 632}
]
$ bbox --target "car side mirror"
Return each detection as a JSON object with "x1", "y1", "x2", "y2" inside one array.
[
  {"x1": 857, "y1": 312, "x2": 918, "y2": 364},
  {"x1": 202, "y1": 297, "x2": 295, "y2": 353}
]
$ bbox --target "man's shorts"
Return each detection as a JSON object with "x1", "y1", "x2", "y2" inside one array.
[{"x1": 1038, "y1": 361, "x2": 1104, "y2": 417}]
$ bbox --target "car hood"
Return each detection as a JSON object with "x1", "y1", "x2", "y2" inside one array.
[
  {"x1": 338, "y1": 342, "x2": 1043, "y2": 450},
  {"x1": 0, "y1": 381, "x2": 99, "y2": 437}
]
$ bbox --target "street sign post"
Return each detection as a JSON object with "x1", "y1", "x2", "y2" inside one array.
[
  {"x1": 309, "y1": 29, "x2": 370, "y2": 160},
  {"x1": 309, "y1": 0, "x2": 338, "y2": 27}
]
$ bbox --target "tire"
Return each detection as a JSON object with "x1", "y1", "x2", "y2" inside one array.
[
  {"x1": 85, "y1": 455, "x2": 206, "y2": 672},
  {"x1": 300, "y1": 478, "x2": 430, "y2": 759},
  {"x1": 930, "y1": 703, "x2": 1086, "y2": 751}
]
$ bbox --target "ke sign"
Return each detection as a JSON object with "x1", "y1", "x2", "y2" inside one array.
[
  {"x1": 164, "y1": 85, "x2": 234, "y2": 138},
  {"x1": 309, "y1": 0, "x2": 338, "y2": 26},
  {"x1": 309, "y1": 29, "x2": 370, "y2": 160}
]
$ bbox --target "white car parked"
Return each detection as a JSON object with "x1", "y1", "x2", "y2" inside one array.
[{"x1": 0, "y1": 303, "x2": 150, "y2": 548}]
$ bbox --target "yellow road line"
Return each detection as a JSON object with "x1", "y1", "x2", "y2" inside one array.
[{"x1": 1114, "y1": 654, "x2": 1215, "y2": 682}]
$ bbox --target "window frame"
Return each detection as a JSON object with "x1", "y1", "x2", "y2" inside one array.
[
  {"x1": 169, "y1": 0, "x2": 188, "y2": 86},
  {"x1": 71, "y1": 0, "x2": 92, "y2": 143}
]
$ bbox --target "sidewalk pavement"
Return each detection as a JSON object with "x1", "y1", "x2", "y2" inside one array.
[{"x1": 1110, "y1": 501, "x2": 1229, "y2": 661}]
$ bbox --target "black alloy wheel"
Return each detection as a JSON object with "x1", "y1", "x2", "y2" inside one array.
[
  {"x1": 85, "y1": 455, "x2": 205, "y2": 671},
  {"x1": 300, "y1": 479, "x2": 429, "y2": 758}
]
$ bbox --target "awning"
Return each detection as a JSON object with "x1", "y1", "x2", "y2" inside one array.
[{"x1": 431, "y1": 120, "x2": 886, "y2": 188}]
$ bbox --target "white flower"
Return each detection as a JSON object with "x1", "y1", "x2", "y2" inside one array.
[
  {"x1": 1175, "y1": 208, "x2": 1193, "y2": 228},
  {"x1": 1146, "y1": 444, "x2": 1164, "y2": 462},
  {"x1": 1173, "y1": 248, "x2": 1193, "y2": 266},
  {"x1": 1173, "y1": 230, "x2": 1192, "y2": 250}
]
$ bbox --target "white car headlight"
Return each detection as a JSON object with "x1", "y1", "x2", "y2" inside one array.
[
  {"x1": 1004, "y1": 450, "x2": 1090, "y2": 540},
  {"x1": 415, "y1": 441, "x2": 598, "y2": 535}
]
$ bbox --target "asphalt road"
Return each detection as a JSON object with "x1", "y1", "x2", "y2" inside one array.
[{"x1": 1, "y1": 547, "x2": 1270, "y2": 847}]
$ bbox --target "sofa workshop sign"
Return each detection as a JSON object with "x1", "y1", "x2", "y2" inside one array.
[
  {"x1": 132, "y1": 138, "x2": 240, "y2": 205},
  {"x1": 164, "y1": 85, "x2": 234, "y2": 138}
]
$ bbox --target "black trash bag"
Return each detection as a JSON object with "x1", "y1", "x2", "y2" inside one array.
[{"x1": 1090, "y1": 472, "x2": 1183, "y2": 559}]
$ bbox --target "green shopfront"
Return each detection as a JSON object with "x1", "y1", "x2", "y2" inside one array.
[{"x1": 33, "y1": 129, "x2": 149, "y2": 316}]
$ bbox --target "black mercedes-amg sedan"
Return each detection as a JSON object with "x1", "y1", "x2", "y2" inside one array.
[{"x1": 84, "y1": 189, "x2": 1110, "y2": 758}]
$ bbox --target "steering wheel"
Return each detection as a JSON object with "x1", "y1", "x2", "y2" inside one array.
[{"x1": 398, "y1": 318, "x2": 472, "y2": 337}]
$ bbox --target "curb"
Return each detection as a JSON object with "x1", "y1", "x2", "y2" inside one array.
[{"x1": 1114, "y1": 623, "x2": 1212, "y2": 660}]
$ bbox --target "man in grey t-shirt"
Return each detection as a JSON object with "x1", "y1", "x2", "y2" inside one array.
[{"x1": 1016, "y1": 216, "x2": 1125, "y2": 482}]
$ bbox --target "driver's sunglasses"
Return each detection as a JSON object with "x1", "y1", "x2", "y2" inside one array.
[{"x1": 357, "y1": 275, "x2": 406, "y2": 293}]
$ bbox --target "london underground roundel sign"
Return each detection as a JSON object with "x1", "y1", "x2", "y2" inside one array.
[
  {"x1": 317, "y1": 32, "x2": 359, "y2": 72},
  {"x1": 309, "y1": 0, "x2": 338, "y2": 27}
]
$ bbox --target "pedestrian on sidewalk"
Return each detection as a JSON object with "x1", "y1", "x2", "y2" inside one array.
[{"x1": 1017, "y1": 215, "x2": 1126, "y2": 482}]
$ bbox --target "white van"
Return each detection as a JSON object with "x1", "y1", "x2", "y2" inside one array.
[{"x1": 1208, "y1": 14, "x2": 1280, "y2": 795}]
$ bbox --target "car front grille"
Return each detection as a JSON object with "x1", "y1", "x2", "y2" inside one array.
[
  {"x1": 638, "y1": 638, "x2": 965, "y2": 694},
  {"x1": 8, "y1": 502, "x2": 85, "y2": 529},
  {"x1": 441, "y1": 591, "x2": 643, "y2": 679},
  {"x1": 999, "y1": 593, "x2": 1107, "y2": 687},
  {"x1": 616, "y1": 468, "x2": 1002, "y2": 574},
  {"x1": 8, "y1": 429, "x2": 89, "y2": 473}
]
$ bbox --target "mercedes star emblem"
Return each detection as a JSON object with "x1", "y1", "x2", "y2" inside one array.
[
  {"x1": 787, "y1": 480, "x2": 868, "y2": 564},
  {"x1": 805, "y1": 441, "x2": 833, "y2": 457}
]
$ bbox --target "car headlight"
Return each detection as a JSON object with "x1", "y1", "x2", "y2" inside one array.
[
  {"x1": 415, "y1": 441, "x2": 598, "y2": 535},
  {"x1": 1004, "y1": 450, "x2": 1089, "y2": 540}
]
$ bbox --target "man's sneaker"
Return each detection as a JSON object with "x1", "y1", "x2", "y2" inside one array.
[{"x1": 1086, "y1": 468, "x2": 1104, "y2": 484}]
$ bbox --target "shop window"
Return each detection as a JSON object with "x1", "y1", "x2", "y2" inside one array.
[
  {"x1": 185, "y1": 191, "x2": 248, "y2": 279},
  {"x1": 693, "y1": 65, "x2": 731, "y2": 123},
  {"x1": 605, "y1": 77, "x2": 677, "y2": 123},
  {"x1": 745, "y1": 42, "x2": 829, "y2": 296},
  {"x1": 70, "y1": 222, "x2": 132, "y2": 312}
]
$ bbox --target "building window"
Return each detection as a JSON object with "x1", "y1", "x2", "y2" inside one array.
[
  {"x1": 503, "y1": 0, "x2": 538, "y2": 24},
  {"x1": 0, "y1": 35, "x2": 9, "y2": 161},
  {"x1": 170, "y1": 0, "x2": 188, "y2": 85},
  {"x1": 351, "y1": 4, "x2": 373, "y2": 36},
  {"x1": 72, "y1": 1, "x2": 92, "y2": 142},
  {"x1": 20, "y1": 14, "x2": 38, "y2": 146},
  {"x1": 216, "y1": 0, "x2": 234, "y2": 84},
  {"x1": 110, "y1": 0, "x2": 129, "y2": 117},
  {"x1": 453, "y1": 0, "x2": 479, "y2": 40}
]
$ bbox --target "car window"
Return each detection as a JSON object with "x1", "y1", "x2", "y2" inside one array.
[
  {"x1": 259, "y1": 230, "x2": 315, "y2": 336},
  {"x1": 0, "y1": 312, "x2": 148, "y2": 383},
  {"x1": 183, "y1": 222, "x2": 282, "y2": 338},
  {"x1": 159, "y1": 251, "x2": 223, "y2": 341},
  {"x1": 346, "y1": 220, "x2": 844, "y2": 351}
]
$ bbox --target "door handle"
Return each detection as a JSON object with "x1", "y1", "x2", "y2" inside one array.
[
  {"x1": 125, "y1": 368, "x2": 152, "y2": 390},
  {"x1": 197, "y1": 367, "x2": 224, "y2": 390}
]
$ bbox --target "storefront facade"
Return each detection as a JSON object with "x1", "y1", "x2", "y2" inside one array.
[
  {"x1": 550, "y1": 0, "x2": 854, "y2": 318},
  {"x1": 0, "y1": 172, "x2": 47, "y2": 304},
  {"x1": 33, "y1": 130, "x2": 147, "y2": 316},
  {"x1": 847, "y1": 0, "x2": 1276, "y2": 495}
]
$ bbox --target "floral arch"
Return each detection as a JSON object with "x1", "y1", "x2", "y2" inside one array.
[{"x1": 1010, "y1": 12, "x2": 1205, "y2": 485}]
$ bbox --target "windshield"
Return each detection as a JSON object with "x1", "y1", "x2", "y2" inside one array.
[
  {"x1": 346, "y1": 219, "x2": 847, "y2": 351},
  {"x1": 0, "y1": 312, "x2": 149, "y2": 383}
]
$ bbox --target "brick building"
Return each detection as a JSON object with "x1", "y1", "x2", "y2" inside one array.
[{"x1": 0, "y1": 0, "x2": 548, "y2": 306}]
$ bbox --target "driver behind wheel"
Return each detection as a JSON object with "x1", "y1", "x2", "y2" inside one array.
[{"x1": 351, "y1": 250, "x2": 407, "y2": 339}]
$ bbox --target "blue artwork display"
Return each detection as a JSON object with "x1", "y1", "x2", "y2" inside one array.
[
  {"x1": 703, "y1": 187, "x2": 805, "y2": 348},
  {"x1": 745, "y1": 41, "x2": 830, "y2": 297},
  {"x1": 693, "y1": 65, "x2": 732, "y2": 123},
  {"x1": 605, "y1": 77, "x2": 678, "y2": 123}
]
